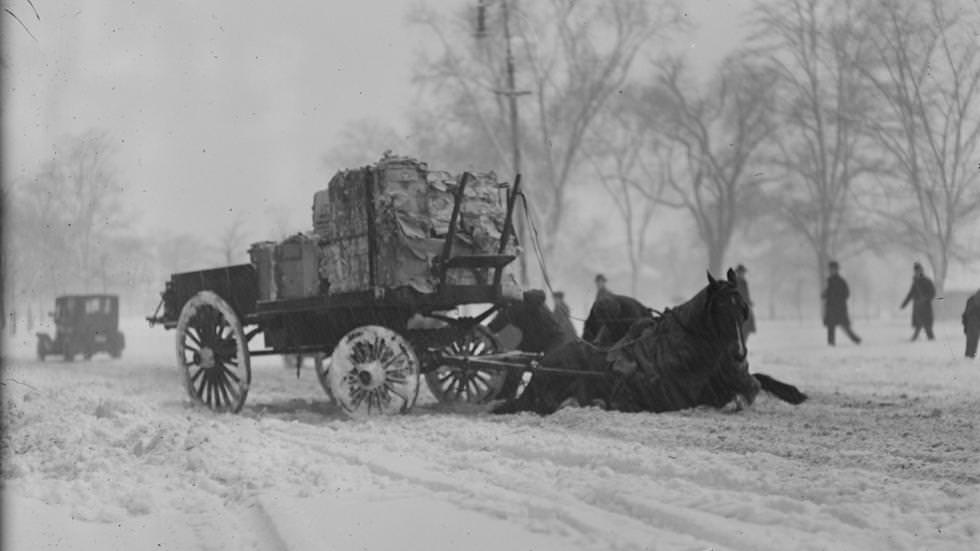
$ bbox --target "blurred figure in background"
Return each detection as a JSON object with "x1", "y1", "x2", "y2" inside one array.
[
  {"x1": 550, "y1": 291, "x2": 577, "y2": 340},
  {"x1": 963, "y1": 289, "x2": 980, "y2": 359},
  {"x1": 822, "y1": 260, "x2": 862, "y2": 346},
  {"x1": 735, "y1": 264, "x2": 756, "y2": 341},
  {"x1": 594, "y1": 273, "x2": 612, "y2": 300},
  {"x1": 900, "y1": 262, "x2": 936, "y2": 341}
]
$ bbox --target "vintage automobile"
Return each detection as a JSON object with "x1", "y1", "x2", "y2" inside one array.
[{"x1": 37, "y1": 294, "x2": 126, "y2": 361}]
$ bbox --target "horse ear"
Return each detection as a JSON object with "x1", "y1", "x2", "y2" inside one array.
[
  {"x1": 727, "y1": 268, "x2": 737, "y2": 283},
  {"x1": 706, "y1": 271, "x2": 716, "y2": 285}
]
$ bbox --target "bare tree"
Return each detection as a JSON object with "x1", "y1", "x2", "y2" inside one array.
[
  {"x1": 410, "y1": 0, "x2": 685, "y2": 257},
  {"x1": 642, "y1": 55, "x2": 776, "y2": 274},
  {"x1": 750, "y1": 0, "x2": 879, "y2": 295},
  {"x1": 858, "y1": 0, "x2": 980, "y2": 291},
  {"x1": 215, "y1": 215, "x2": 250, "y2": 266},
  {"x1": 586, "y1": 90, "x2": 665, "y2": 295},
  {"x1": 7, "y1": 130, "x2": 128, "y2": 295}
]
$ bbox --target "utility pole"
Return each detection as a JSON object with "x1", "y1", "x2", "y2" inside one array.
[{"x1": 479, "y1": 0, "x2": 530, "y2": 286}]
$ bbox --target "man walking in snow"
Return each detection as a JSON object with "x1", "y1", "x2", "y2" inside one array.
[
  {"x1": 963, "y1": 289, "x2": 980, "y2": 359},
  {"x1": 735, "y1": 264, "x2": 756, "y2": 340},
  {"x1": 822, "y1": 261, "x2": 861, "y2": 346},
  {"x1": 900, "y1": 262, "x2": 936, "y2": 341}
]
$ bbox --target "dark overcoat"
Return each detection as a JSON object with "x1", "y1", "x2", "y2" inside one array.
[
  {"x1": 822, "y1": 274, "x2": 851, "y2": 327},
  {"x1": 963, "y1": 291, "x2": 980, "y2": 331},
  {"x1": 901, "y1": 276, "x2": 936, "y2": 328},
  {"x1": 489, "y1": 291, "x2": 569, "y2": 354}
]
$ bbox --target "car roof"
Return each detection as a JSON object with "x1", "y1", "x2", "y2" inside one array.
[{"x1": 56, "y1": 294, "x2": 119, "y2": 300}]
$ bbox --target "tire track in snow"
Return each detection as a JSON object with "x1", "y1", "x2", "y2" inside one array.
[
  {"x1": 261, "y1": 418, "x2": 865, "y2": 551},
  {"x1": 265, "y1": 426, "x2": 732, "y2": 551}
]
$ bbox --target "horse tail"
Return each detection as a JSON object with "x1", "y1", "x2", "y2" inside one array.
[{"x1": 753, "y1": 373, "x2": 808, "y2": 405}]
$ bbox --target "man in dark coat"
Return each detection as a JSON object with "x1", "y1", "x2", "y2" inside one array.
[
  {"x1": 489, "y1": 289, "x2": 572, "y2": 397},
  {"x1": 822, "y1": 260, "x2": 861, "y2": 346},
  {"x1": 963, "y1": 289, "x2": 980, "y2": 359},
  {"x1": 582, "y1": 292, "x2": 653, "y2": 347},
  {"x1": 735, "y1": 264, "x2": 756, "y2": 339},
  {"x1": 901, "y1": 262, "x2": 936, "y2": 341},
  {"x1": 550, "y1": 291, "x2": 577, "y2": 340}
]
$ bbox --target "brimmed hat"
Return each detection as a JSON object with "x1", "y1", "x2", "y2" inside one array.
[
  {"x1": 552, "y1": 291, "x2": 565, "y2": 299},
  {"x1": 828, "y1": 260, "x2": 840, "y2": 269},
  {"x1": 595, "y1": 273, "x2": 607, "y2": 283},
  {"x1": 736, "y1": 264, "x2": 747, "y2": 273}
]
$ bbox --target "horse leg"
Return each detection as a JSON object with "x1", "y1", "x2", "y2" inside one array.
[{"x1": 753, "y1": 373, "x2": 808, "y2": 405}]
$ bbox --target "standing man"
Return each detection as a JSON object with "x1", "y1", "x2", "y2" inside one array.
[
  {"x1": 734, "y1": 264, "x2": 756, "y2": 340},
  {"x1": 550, "y1": 291, "x2": 577, "y2": 340},
  {"x1": 963, "y1": 289, "x2": 980, "y2": 359},
  {"x1": 822, "y1": 260, "x2": 862, "y2": 346},
  {"x1": 594, "y1": 273, "x2": 612, "y2": 300},
  {"x1": 900, "y1": 262, "x2": 936, "y2": 341}
]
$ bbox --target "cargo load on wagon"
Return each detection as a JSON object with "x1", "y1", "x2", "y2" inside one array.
[{"x1": 249, "y1": 154, "x2": 516, "y2": 302}]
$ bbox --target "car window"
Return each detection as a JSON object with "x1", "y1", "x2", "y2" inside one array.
[{"x1": 86, "y1": 298, "x2": 101, "y2": 314}]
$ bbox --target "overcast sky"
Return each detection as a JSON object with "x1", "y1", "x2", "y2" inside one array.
[{"x1": 3, "y1": 0, "x2": 747, "y2": 239}]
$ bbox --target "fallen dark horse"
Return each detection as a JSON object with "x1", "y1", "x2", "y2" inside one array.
[{"x1": 493, "y1": 269, "x2": 807, "y2": 415}]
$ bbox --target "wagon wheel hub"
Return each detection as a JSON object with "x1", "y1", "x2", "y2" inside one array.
[
  {"x1": 355, "y1": 361, "x2": 386, "y2": 390},
  {"x1": 199, "y1": 347, "x2": 216, "y2": 369}
]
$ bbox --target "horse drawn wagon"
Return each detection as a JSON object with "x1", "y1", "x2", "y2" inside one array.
[{"x1": 148, "y1": 155, "x2": 529, "y2": 417}]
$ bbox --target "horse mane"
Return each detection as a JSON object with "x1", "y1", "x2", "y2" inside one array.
[
  {"x1": 607, "y1": 282, "x2": 726, "y2": 385},
  {"x1": 662, "y1": 284, "x2": 712, "y2": 336}
]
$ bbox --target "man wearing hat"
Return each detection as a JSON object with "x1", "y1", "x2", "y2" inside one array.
[
  {"x1": 822, "y1": 260, "x2": 862, "y2": 346},
  {"x1": 900, "y1": 262, "x2": 936, "y2": 341},
  {"x1": 734, "y1": 264, "x2": 756, "y2": 339}
]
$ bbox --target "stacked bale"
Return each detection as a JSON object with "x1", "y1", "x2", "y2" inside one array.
[{"x1": 315, "y1": 155, "x2": 512, "y2": 295}]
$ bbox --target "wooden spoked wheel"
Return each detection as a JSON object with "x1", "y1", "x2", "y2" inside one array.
[
  {"x1": 327, "y1": 326, "x2": 420, "y2": 417},
  {"x1": 176, "y1": 291, "x2": 251, "y2": 413},
  {"x1": 423, "y1": 325, "x2": 505, "y2": 404}
]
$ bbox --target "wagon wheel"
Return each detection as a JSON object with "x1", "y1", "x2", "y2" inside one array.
[
  {"x1": 175, "y1": 291, "x2": 251, "y2": 413},
  {"x1": 423, "y1": 325, "x2": 505, "y2": 404},
  {"x1": 327, "y1": 325, "x2": 420, "y2": 417}
]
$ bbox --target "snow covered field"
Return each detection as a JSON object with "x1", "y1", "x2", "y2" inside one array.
[{"x1": 2, "y1": 318, "x2": 978, "y2": 551}]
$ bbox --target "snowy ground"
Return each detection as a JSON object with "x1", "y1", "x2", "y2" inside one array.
[{"x1": 2, "y1": 317, "x2": 978, "y2": 551}]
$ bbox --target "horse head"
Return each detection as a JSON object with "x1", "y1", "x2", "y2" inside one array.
[{"x1": 705, "y1": 268, "x2": 750, "y2": 362}]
